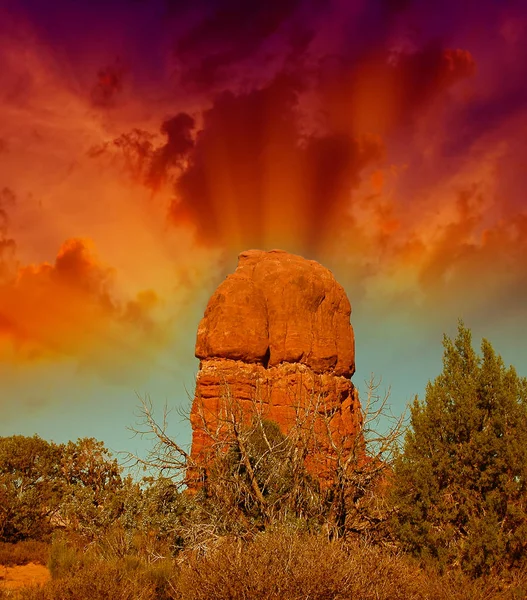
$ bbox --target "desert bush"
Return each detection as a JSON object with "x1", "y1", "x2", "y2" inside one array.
[
  {"x1": 0, "y1": 541, "x2": 50, "y2": 566},
  {"x1": 3, "y1": 529, "x2": 527, "y2": 600},
  {"x1": 23, "y1": 528, "x2": 177, "y2": 600},
  {"x1": 12, "y1": 561, "x2": 160, "y2": 600},
  {"x1": 11, "y1": 550, "x2": 177, "y2": 600},
  {"x1": 174, "y1": 529, "x2": 527, "y2": 600},
  {"x1": 47, "y1": 534, "x2": 85, "y2": 580},
  {"x1": 176, "y1": 529, "x2": 422, "y2": 600}
]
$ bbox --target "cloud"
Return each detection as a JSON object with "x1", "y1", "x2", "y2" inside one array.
[
  {"x1": 167, "y1": 74, "x2": 384, "y2": 252},
  {"x1": 0, "y1": 187, "x2": 17, "y2": 281},
  {"x1": 91, "y1": 60, "x2": 125, "y2": 107},
  {"x1": 174, "y1": 0, "x2": 303, "y2": 89},
  {"x1": 0, "y1": 187, "x2": 16, "y2": 236},
  {"x1": 2, "y1": 0, "x2": 525, "y2": 375},
  {"x1": 88, "y1": 4, "x2": 478, "y2": 260},
  {"x1": 0, "y1": 238, "x2": 166, "y2": 365},
  {"x1": 323, "y1": 97, "x2": 527, "y2": 338},
  {"x1": 321, "y1": 43, "x2": 476, "y2": 138},
  {"x1": 416, "y1": 189, "x2": 527, "y2": 323},
  {"x1": 146, "y1": 113, "x2": 196, "y2": 189},
  {"x1": 382, "y1": 0, "x2": 412, "y2": 14}
]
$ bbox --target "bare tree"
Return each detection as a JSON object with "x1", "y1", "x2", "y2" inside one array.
[
  {"x1": 126, "y1": 394, "x2": 195, "y2": 485},
  {"x1": 127, "y1": 374, "x2": 405, "y2": 548},
  {"x1": 320, "y1": 375, "x2": 405, "y2": 541}
]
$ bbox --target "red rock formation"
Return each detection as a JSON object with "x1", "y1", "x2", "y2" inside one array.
[{"x1": 190, "y1": 249, "x2": 362, "y2": 485}]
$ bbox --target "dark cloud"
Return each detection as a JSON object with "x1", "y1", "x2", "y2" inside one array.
[
  {"x1": 169, "y1": 73, "x2": 384, "y2": 251},
  {"x1": 382, "y1": 0, "x2": 412, "y2": 14},
  {"x1": 101, "y1": 115, "x2": 195, "y2": 189},
  {"x1": 109, "y1": 129, "x2": 156, "y2": 180},
  {"x1": 401, "y1": 44, "x2": 475, "y2": 98},
  {"x1": 440, "y1": 21, "x2": 527, "y2": 157},
  {"x1": 320, "y1": 42, "x2": 476, "y2": 137},
  {"x1": 147, "y1": 113, "x2": 196, "y2": 189},
  {"x1": 446, "y1": 84, "x2": 527, "y2": 157},
  {"x1": 91, "y1": 60, "x2": 125, "y2": 107},
  {"x1": 174, "y1": 0, "x2": 304, "y2": 88}
]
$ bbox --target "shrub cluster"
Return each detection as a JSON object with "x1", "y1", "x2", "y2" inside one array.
[{"x1": 2, "y1": 530, "x2": 527, "y2": 600}]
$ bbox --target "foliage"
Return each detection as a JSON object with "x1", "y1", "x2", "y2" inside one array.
[
  {"x1": 0, "y1": 436, "x2": 126, "y2": 543},
  {"x1": 60, "y1": 438, "x2": 122, "y2": 495},
  {"x1": 0, "y1": 436, "x2": 62, "y2": 542},
  {"x1": 55, "y1": 437, "x2": 125, "y2": 537},
  {"x1": 130, "y1": 376, "x2": 403, "y2": 547},
  {"x1": 135, "y1": 477, "x2": 188, "y2": 540},
  {"x1": 204, "y1": 418, "x2": 321, "y2": 530},
  {"x1": 9, "y1": 559, "x2": 171, "y2": 600},
  {"x1": 391, "y1": 322, "x2": 527, "y2": 576},
  {"x1": 33, "y1": 529, "x2": 176, "y2": 600},
  {"x1": 3, "y1": 528, "x2": 527, "y2": 600}
]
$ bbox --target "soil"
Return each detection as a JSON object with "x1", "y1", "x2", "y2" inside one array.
[{"x1": 0, "y1": 563, "x2": 50, "y2": 590}]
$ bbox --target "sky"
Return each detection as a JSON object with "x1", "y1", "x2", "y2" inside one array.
[{"x1": 0, "y1": 0, "x2": 526, "y2": 459}]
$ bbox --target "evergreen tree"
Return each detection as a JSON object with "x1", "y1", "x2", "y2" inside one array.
[
  {"x1": 391, "y1": 322, "x2": 527, "y2": 576},
  {"x1": 0, "y1": 435, "x2": 125, "y2": 542}
]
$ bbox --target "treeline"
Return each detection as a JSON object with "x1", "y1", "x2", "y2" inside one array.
[{"x1": 1, "y1": 323, "x2": 526, "y2": 599}]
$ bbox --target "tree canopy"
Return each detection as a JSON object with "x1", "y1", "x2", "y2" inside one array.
[
  {"x1": 0, "y1": 435, "x2": 124, "y2": 542},
  {"x1": 391, "y1": 322, "x2": 527, "y2": 576},
  {"x1": 0, "y1": 435, "x2": 63, "y2": 541}
]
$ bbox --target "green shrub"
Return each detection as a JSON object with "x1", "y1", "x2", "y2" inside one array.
[{"x1": 391, "y1": 323, "x2": 527, "y2": 577}]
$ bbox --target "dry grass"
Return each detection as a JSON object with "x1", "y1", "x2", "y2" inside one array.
[
  {"x1": 2, "y1": 558, "x2": 177, "y2": 600},
  {"x1": 2, "y1": 530, "x2": 527, "y2": 600},
  {"x1": 176, "y1": 531, "x2": 416, "y2": 600},
  {"x1": 175, "y1": 531, "x2": 527, "y2": 600},
  {"x1": 0, "y1": 543, "x2": 50, "y2": 568}
]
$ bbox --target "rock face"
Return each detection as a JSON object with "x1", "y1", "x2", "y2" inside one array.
[{"x1": 190, "y1": 249, "x2": 362, "y2": 484}]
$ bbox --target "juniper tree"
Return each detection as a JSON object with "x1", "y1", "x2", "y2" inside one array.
[
  {"x1": 0, "y1": 435, "x2": 62, "y2": 541},
  {"x1": 0, "y1": 435, "x2": 125, "y2": 542},
  {"x1": 391, "y1": 322, "x2": 527, "y2": 576}
]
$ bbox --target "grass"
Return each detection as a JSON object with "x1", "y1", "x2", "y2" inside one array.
[
  {"x1": 2, "y1": 530, "x2": 527, "y2": 599},
  {"x1": 0, "y1": 542, "x2": 50, "y2": 567}
]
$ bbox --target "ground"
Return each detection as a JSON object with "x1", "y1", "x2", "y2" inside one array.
[{"x1": 0, "y1": 563, "x2": 50, "y2": 591}]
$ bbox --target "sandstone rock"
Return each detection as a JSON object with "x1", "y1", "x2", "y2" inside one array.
[
  {"x1": 196, "y1": 249, "x2": 355, "y2": 376},
  {"x1": 190, "y1": 249, "x2": 362, "y2": 485}
]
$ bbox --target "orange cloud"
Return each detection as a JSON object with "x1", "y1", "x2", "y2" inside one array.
[
  {"x1": 0, "y1": 238, "x2": 163, "y2": 363},
  {"x1": 324, "y1": 102, "x2": 527, "y2": 329}
]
